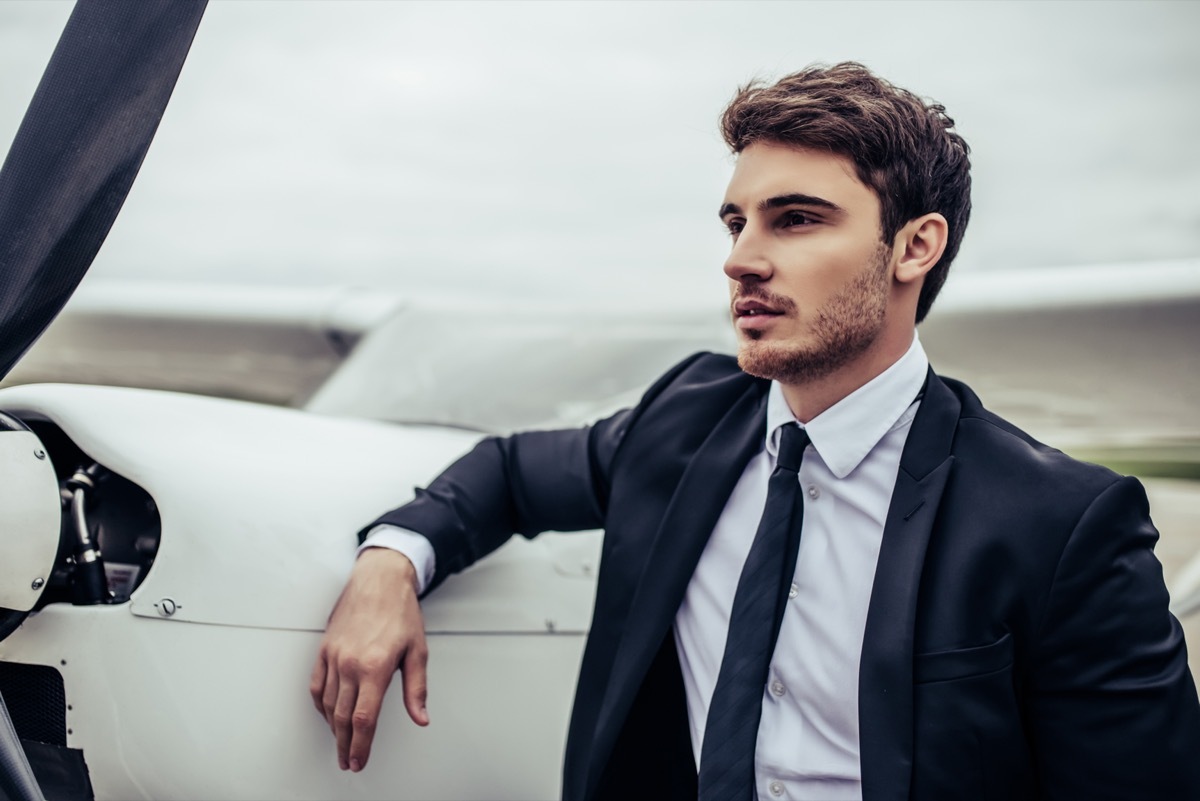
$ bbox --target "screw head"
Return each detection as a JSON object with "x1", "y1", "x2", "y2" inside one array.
[
  {"x1": 31, "y1": 577, "x2": 44, "y2": 590},
  {"x1": 156, "y1": 598, "x2": 178, "y2": 617},
  {"x1": 33, "y1": 449, "x2": 46, "y2": 460}
]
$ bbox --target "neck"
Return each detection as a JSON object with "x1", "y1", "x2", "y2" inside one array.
[{"x1": 779, "y1": 327, "x2": 914, "y2": 423}]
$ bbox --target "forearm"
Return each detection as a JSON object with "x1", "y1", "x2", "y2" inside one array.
[
  {"x1": 360, "y1": 353, "x2": 708, "y2": 592},
  {"x1": 366, "y1": 424, "x2": 616, "y2": 592}
]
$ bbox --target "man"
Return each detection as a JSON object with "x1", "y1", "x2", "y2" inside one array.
[{"x1": 311, "y1": 63, "x2": 1200, "y2": 799}]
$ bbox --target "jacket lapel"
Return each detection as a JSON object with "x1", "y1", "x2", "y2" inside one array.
[
  {"x1": 858, "y1": 368, "x2": 960, "y2": 801},
  {"x1": 588, "y1": 380, "x2": 768, "y2": 789}
]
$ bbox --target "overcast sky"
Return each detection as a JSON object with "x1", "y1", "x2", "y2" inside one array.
[{"x1": 2, "y1": 1, "x2": 1198, "y2": 308}]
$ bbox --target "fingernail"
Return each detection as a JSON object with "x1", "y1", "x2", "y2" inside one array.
[
  {"x1": 350, "y1": 759, "x2": 362, "y2": 772},
  {"x1": 339, "y1": 758, "x2": 348, "y2": 771}
]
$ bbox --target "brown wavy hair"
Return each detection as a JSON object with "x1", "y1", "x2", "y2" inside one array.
[{"x1": 720, "y1": 62, "x2": 971, "y2": 323}]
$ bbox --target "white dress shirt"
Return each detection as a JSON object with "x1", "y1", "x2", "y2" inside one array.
[
  {"x1": 675, "y1": 335, "x2": 927, "y2": 800},
  {"x1": 363, "y1": 334, "x2": 929, "y2": 801}
]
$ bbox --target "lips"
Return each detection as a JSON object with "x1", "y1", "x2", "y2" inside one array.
[
  {"x1": 734, "y1": 298, "x2": 784, "y2": 317},
  {"x1": 731, "y1": 292, "x2": 793, "y2": 335}
]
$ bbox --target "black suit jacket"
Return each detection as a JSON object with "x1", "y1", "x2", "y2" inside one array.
[{"x1": 372, "y1": 352, "x2": 1200, "y2": 800}]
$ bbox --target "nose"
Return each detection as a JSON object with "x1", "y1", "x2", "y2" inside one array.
[{"x1": 722, "y1": 228, "x2": 772, "y2": 283}]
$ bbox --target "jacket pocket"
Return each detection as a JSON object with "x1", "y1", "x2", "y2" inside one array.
[{"x1": 915, "y1": 632, "x2": 1013, "y2": 683}]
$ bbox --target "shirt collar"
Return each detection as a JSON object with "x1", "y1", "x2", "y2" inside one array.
[{"x1": 765, "y1": 332, "x2": 929, "y2": 479}]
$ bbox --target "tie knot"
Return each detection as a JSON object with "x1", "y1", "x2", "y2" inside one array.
[{"x1": 776, "y1": 423, "x2": 810, "y2": 473}]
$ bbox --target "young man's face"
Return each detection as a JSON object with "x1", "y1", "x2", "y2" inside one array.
[{"x1": 720, "y1": 141, "x2": 895, "y2": 386}]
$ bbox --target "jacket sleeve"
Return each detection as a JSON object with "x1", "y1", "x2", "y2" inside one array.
[
  {"x1": 363, "y1": 352, "x2": 709, "y2": 594},
  {"x1": 1027, "y1": 475, "x2": 1200, "y2": 798}
]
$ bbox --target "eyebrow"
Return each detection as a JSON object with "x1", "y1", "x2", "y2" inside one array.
[{"x1": 718, "y1": 193, "x2": 844, "y2": 219}]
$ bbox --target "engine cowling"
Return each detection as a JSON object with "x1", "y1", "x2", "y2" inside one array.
[{"x1": 0, "y1": 412, "x2": 61, "y2": 633}]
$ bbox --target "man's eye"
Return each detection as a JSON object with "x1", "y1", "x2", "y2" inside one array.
[
  {"x1": 780, "y1": 210, "x2": 815, "y2": 227},
  {"x1": 724, "y1": 219, "x2": 744, "y2": 237}
]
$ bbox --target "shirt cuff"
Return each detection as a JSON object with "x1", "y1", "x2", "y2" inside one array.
[{"x1": 357, "y1": 524, "x2": 436, "y2": 596}]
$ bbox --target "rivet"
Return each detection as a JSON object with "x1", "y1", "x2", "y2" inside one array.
[
  {"x1": 33, "y1": 449, "x2": 46, "y2": 460},
  {"x1": 31, "y1": 577, "x2": 44, "y2": 590}
]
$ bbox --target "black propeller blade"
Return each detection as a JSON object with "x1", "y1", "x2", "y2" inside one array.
[
  {"x1": 0, "y1": 0, "x2": 208, "y2": 382},
  {"x1": 0, "y1": 2, "x2": 207, "y2": 797}
]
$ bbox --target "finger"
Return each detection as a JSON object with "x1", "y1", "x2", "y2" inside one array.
[
  {"x1": 321, "y1": 659, "x2": 340, "y2": 730},
  {"x1": 309, "y1": 647, "x2": 329, "y2": 717},
  {"x1": 333, "y1": 662, "x2": 359, "y2": 771},
  {"x1": 401, "y1": 641, "x2": 430, "y2": 727},
  {"x1": 348, "y1": 679, "x2": 384, "y2": 772}
]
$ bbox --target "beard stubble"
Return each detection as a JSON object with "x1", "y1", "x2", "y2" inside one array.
[{"x1": 735, "y1": 244, "x2": 892, "y2": 385}]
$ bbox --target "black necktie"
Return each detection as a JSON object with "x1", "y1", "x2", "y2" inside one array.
[{"x1": 698, "y1": 422, "x2": 810, "y2": 801}]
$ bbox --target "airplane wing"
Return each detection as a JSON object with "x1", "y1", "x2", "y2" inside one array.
[
  {"x1": 924, "y1": 257, "x2": 1200, "y2": 455},
  {"x1": 1, "y1": 282, "x2": 402, "y2": 407}
]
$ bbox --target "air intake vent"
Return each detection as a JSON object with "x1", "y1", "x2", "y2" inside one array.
[{"x1": 0, "y1": 661, "x2": 66, "y2": 746}]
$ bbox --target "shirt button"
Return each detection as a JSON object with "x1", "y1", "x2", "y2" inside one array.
[
  {"x1": 788, "y1": 582, "x2": 798, "y2": 599},
  {"x1": 769, "y1": 780, "x2": 785, "y2": 796},
  {"x1": 807, "y1": 485, "x2": 820, "y2": 500},
  {"x1": 770, "y1": 680, "x2": 786, "y2": 697}
]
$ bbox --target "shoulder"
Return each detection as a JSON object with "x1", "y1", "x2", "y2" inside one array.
[
  {"x1": 636, "y1": 351, "x2": 760, "y2": 411},
  {"x1": 602, "y1": 351, "x2": 763, "y2": 464},
  {"x1": 936, "y1": 372, "x2": 1124, "y2": 512}
]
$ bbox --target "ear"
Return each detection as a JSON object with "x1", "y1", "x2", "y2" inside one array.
[{"x1": 893, "y1": 212, "x2": 948, "y2": 285}]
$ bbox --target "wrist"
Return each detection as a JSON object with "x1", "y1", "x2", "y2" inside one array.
[{"x1": 358, "y1": 546, "x2": 420, "y2": 595}]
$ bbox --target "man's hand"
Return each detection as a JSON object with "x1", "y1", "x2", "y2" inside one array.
[{"x1": 310, "y1": 547, "x2": 430, "y2": 772}]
